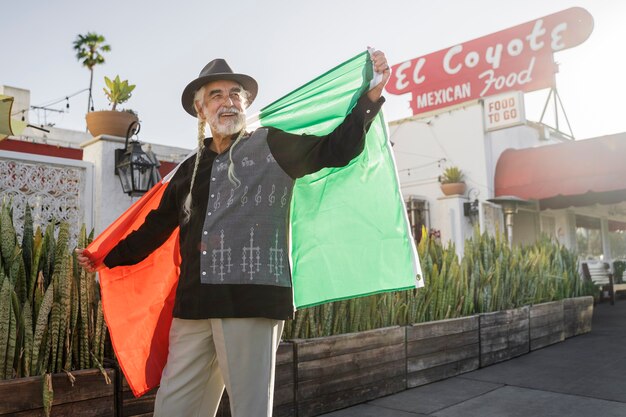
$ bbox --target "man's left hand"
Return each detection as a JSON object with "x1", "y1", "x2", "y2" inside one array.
[
  {"x1": 75, "y1": 248, "x2": 103, "y2": 273},
  {"x1": 367, "y1": 50, "x2": 391, "y2": 102}
]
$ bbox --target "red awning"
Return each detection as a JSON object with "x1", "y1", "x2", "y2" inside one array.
[{"x1": 495, "y1": 133, "x2": 626, "y2": 209}]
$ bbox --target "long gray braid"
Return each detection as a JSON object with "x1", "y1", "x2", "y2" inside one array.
[{"x1": 181, "y1": 115, "x2": 206, "y2": 224}]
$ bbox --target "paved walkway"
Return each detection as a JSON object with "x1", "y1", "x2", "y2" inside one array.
[{"x1": 320, "y1": 300, "x2": 626, "y2": 417}]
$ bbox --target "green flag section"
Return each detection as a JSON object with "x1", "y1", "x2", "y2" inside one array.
[{"x1": 259, "y1": 51, "x2": 423, "y2": 309}]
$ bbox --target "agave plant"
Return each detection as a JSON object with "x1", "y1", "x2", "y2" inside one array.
[
  {"x1": 440, "y1": 166, "x2": 465, "y2": 184},
  {"x1": 0, "y1": 199, "x2": 108, "y2": 416}
]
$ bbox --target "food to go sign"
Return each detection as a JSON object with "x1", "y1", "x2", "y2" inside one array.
[
  {"x1": 386, "y1": 7, "x2": 593, "y2": 116},
  {"x1": 483, "y1": 92, "x2": 525, "y2": 131}
]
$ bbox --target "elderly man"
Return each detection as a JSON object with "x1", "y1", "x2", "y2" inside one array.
[{"x1": 77, "y1": 50, "x2": 390, "y2": 417}]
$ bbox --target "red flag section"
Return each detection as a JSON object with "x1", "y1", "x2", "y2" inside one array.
[{"x1": 85, "y1": 181, "x2": 180, "y2": 397}]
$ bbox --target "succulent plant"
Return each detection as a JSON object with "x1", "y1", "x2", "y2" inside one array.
[{"x1": 440, "y1": 166, "x2": 465, "y2": 184}]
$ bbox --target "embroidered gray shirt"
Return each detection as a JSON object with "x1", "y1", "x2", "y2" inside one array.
[{"x1": 200, "y1": 128, "x2": 293, "y2": 287}]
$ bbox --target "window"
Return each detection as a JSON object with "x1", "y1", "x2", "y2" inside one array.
[
  {"x1": 405, "y1": 197, "x2": 429, "y2": 243},
  {"x1": 576, "y1": 215, "x2": 602, "y2": 259}
]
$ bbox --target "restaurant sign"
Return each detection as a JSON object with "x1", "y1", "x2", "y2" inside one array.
[
  {"x1": 483, "y1": 91, "x2": 525, "y2": 131},
  {"x1": 385, "y1": 7, "x2": 594, "y2": 116}
]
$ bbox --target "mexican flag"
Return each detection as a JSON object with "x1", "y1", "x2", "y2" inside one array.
[{"x1": 86, "y1": 50, "x2": 422, "y2": 397}]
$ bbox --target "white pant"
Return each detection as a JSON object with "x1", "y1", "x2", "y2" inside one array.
[{"x1": 153, "y1": 317, "x2": 284, "y2": 417}]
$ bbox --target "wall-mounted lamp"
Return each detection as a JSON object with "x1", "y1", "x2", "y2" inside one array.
[
  {"x1": 114, "y1": 121, "x2": 161, "y2": 196},
  {"x1": 463, "y1": 199, "x2": 479, "y2": 218},
  {"x1": 464, "y1": 188, "x2": 480, "y2": 224}
]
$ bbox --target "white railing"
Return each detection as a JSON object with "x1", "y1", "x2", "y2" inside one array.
[{"x1": 0, "y1": 150, "x2": 93, "y2": 243}]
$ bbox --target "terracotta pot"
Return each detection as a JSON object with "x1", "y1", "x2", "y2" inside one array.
[
  {"x1": 440, "y1": 182, "x2": 466, "y2": 196},
  {"x1": 86, "y1": 110, "x2": 139, "y2": 138}
]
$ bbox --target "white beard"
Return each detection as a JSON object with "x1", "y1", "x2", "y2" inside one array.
[{"x1": 209, "y1": 107, "x2": 246, "y2": 136}]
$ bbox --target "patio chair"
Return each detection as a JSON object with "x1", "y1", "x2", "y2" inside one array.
[{"x1": 581, "y1": 261, "x2": 626, "y2": 305}]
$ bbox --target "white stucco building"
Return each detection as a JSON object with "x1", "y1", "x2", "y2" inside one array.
[
  {"x1": 391, "y1": 94, "x2": 626, "y2": 263},
  {"x1": 0, "y1": 85, "x2": 191, "y2": 238}
]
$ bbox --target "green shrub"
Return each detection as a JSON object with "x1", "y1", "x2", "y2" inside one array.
[{"x1": 440, "y1": 166, "x2": 465, "y2": 184}]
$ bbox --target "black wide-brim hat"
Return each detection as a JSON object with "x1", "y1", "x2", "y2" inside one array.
[{"x1": 181, "y1": 58, "x2": 258, "y2": 117}]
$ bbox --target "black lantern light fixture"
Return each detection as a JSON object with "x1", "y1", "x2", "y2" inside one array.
[
  {"x1": 463, "y1": 188, "x2": 481, "y2": 224},
  {"x1": 114, "y1": 121, "x2": 161, "y2": 196}
]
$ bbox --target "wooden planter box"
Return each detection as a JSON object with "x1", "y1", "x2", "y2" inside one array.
[
  {"x1": 563, "y1": 296, "x2": 593, "y2": 338},
  {"x1": 0, "y1": 368, "x2": 115, "y2": 416},
  {"x1": 530, "y1": 300, "x2": 565, "y2": 350},
  {"x1": 120, "y1": 377, "x2": 158, "y2": 417},
  {"x1": 406, "y1": 316, "x2": 479, "y2": 388},
  {"x1": 479, "y1": 306, "x2": 529, "y2": 367},
  {"x1": 272, "y1": 342, "x2": 296, "y2": 417},
  {"x1": 293, "y1": 326, "x2": 406, "y2": 417},
  {"x1": 0, "y1": 298, "x2": 593, "y2": 416}
]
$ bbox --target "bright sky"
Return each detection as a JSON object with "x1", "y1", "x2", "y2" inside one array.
[{"x1": 2, "y1": 0, "x2": 625, "y2": 149}]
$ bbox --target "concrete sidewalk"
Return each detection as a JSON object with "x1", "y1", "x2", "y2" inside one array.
[{"x1": 320, "y1": 300, "x2": 626, "y2": 417}]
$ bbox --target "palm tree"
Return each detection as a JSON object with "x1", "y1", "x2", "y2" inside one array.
[{"x1": 73, "y1": 32, "x2": 111, "y2": 115}]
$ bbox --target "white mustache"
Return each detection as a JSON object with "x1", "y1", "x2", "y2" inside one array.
[{"x1": 217, "y1": 107, "x2": 242, "y2": 116}]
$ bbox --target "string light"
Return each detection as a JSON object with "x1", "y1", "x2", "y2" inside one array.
[
  {"x1": 10, "y1": 88, "x2": 89, "y2": 126},
  {"x1": 399, "y1": 158, "x2": 447, "y2": 176}
]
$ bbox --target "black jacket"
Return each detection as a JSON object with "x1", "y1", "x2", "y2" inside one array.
[{"x1": 104, "y1": 94, "x2": 384, "y2": 320}]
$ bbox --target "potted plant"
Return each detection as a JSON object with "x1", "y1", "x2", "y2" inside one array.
[
  {"x1": 85, "y1": 75, "x2": 139, "y2": 138},
  {"x1": 439, "y1": 166, "x2": 466, "y2": 196}
]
